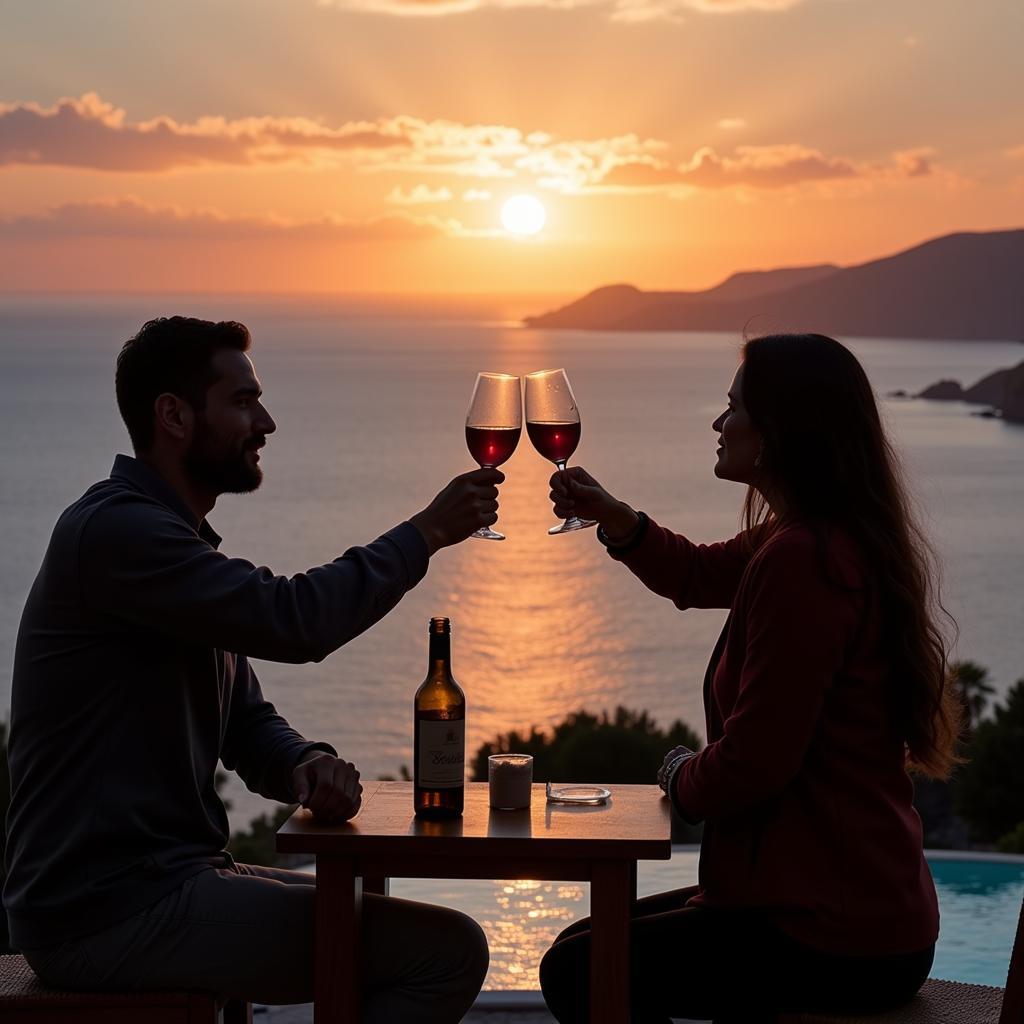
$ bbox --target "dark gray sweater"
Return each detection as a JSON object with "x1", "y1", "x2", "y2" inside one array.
[{"x1": 4, "y1": 455, "x2": 428, "y2": 949}]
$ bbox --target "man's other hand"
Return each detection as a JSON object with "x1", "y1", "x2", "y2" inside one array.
[
  {"x1": 410, "y1": 468, "x2": 505, "y2": 554},
  {"x1": 291, "y1": 753, "x2": 363, "y2": 823}
]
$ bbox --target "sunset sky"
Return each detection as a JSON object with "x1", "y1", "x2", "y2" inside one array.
[{"x1": 1, "y1": 0, "x2": 1022, "y2": 296}]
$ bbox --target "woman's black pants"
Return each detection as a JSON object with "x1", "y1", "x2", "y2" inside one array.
[{"x1": 538, "y1": 885, "x2": 934, "y2": 1024}]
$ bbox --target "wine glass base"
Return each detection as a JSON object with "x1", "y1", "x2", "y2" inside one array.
[
  {"x1": 548, "y1": 517, "x2": 597, "y2": 535},
  {"x1": 472, "y1": 527, "x2": 506, "y2": 541}
]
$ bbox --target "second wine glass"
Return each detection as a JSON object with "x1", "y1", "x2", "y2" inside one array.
[
  {"x1": 465, "y1": 372, "x2": 522, "y2": 541},
  {"x1": 524, "y1": 368, "x2": 596, "y2": 535}
]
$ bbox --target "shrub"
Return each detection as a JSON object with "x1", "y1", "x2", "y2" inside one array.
[
  {"x1": 997, "y1": 822, "x2": 1024, "y2": 855},
  {"x1": 954, "y1": 679, "x2": 1024, "y2": 843},
  {"x1": 471, "y1": 706, "x2": 702, "y2": 785}
]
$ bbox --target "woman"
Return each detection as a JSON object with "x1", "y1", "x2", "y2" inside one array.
[{"x1": 539, "y1": 334, "x2": 961, "y2": 1023}]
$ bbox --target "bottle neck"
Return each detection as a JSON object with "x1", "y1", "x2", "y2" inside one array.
[{"x1": 428, "y1": 632, "x2": 452, "y2": 676}]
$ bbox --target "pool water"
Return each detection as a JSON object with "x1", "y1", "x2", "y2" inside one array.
[
  {"x1": 928, "y1": 855, "x2": 1024, "y2": 985},
  {"x1": 389, "y1": 851, "x2": 1024, "y2": 991}
]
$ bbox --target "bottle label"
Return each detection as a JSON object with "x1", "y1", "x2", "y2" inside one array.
[{"x1": 417, "y1": 719, "x2": 466, "y2": 788}]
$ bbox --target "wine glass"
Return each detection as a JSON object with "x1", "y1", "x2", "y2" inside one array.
[
  {"x1": 524, "y1": 368, "x2": 596, "y2": 535},
  {"x1": 465, "y1": 372, "x2": 522, "y2": 541}
]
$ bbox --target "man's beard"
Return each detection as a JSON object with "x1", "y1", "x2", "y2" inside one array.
[{"x1": 184, "y1": 417, "x2": 264, "y2": 495}]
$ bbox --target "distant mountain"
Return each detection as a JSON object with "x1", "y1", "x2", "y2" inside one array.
[
  {"x1": 524, "y1": 230, "x2": 1024, "y2": 341},
  {"x1": 695, "y1": 264, "x2": 840, "y2": 303}
]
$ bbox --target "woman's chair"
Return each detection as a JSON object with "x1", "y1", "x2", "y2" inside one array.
[{"x1": 778, "y1": 888, "x2": 1024, "y2": 1024}]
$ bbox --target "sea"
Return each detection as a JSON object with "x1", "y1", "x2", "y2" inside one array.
[{"x1": 1, "y1": 294, "x2": 1022, "y2": 989}]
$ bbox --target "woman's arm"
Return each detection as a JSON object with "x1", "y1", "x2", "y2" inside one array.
[
  {"x1": 550, "y1": 466, "x2": 758, "y2": 609},
  {"x1": 609, "y1": 518, "x2": 758, "y2": 610}
]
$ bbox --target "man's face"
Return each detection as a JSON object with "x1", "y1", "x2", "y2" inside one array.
[{"x1": 184, "y1": 349, "x2": 276, "y2": 495}]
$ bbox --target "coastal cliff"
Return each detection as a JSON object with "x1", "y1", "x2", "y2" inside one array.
[
  {"x1": 525, "y1": 229, "x2": 1024, "y2": 342},
  {"x1": 917, "y1": 361, "x2": 1024, "y2": 423}
]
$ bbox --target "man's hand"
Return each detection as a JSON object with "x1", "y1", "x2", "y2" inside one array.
[
  {"x1": 291, "y1": 752, "x2": 363, "y2": 823},
  {"x1": 549, "y1": 467, "x2": 638, "y2": 540},
  {"x1": 410, "y1": 468, "x2": 505, "y2": 555}
]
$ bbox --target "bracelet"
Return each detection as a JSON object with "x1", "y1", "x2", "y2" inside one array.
[
  {"x1": 662, "y1": 751, "x2": 696, "y2": 793},
  {"x1": 658, "y1": 751, "x2": 693, "y2": 792},
  {"x1": 597, "y1": 510, "x2": 649, "y2": 554}
]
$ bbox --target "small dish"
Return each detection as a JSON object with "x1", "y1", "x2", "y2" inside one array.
[{"x1": 545, "y1": 783, "x2": 611, "y2": 805}]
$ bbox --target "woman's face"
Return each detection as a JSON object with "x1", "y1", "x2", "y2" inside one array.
[{"x1": 712, "y1": 363, "x2": 763, "y2": 483}]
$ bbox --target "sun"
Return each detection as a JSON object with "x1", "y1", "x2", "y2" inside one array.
[{"x1": 500, "y1": 194, "x2": 546, "y2": 236}]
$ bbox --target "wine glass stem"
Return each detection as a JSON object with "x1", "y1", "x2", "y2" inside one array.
[{"x1": 556, "y1": 461, "x2": 578, "y2": 526}]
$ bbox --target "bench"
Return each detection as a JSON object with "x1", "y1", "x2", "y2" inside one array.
[
  {"x1": 0, "y1": 953, "x2": 253, "y2": 1023},
  {"x1": 778, "y1": 886, "x2": 1024, "y2": 1024}
]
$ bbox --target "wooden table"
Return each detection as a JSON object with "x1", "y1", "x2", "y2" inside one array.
[{"x1": 277, "y1": 781, "x2": 671, "y2": 1024}]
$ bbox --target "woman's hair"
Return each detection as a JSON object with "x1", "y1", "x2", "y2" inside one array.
[{"x1": 740, "y1": 333, "x2": 962, "y2": 779}]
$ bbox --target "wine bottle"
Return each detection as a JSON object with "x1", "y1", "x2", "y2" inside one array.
[{"x1": 414, "y1": 616, "x2": 466, "y2": 818}]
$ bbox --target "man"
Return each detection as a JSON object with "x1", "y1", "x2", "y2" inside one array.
[{"x1": 4, "y1": 316, "x2": 500, "y2": 1020}]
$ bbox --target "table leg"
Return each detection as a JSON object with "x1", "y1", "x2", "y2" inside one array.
[
  {"x1": 589, "y1": 860, "x2": 636, "y2": 1024},
  {"x1": 315, "y1": 855, "x2": 361, "y2": 1024},
  {"x1": 362, "y1": 875, "x2": 390, "y2": 896}
]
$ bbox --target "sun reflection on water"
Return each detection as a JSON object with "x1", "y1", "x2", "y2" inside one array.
[
  {"x1": 478, "y1": 878, "x2": 587, "y2": 989},
  {"x1": 442, "y1": 426, "x2": 633, "y2": 761}
]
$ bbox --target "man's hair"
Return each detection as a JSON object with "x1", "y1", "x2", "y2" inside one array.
[{"x1": 115, "y1": 317, "x2": 251, "y2": 452}]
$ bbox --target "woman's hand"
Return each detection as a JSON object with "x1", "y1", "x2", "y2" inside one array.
[
  {"x1": 657, "y1": 745, "x2": 696, "y2": 793},
  {"x1": 549, "y1": 467, "x2": 639, "y2": 540}
]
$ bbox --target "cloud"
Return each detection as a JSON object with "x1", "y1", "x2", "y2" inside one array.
[
  {"x1": 317, "y1": 0, "x2": 807, "y2": 19},
  {"x1": 679, "y1": 0, "x2": 803, "y2": 9},
  {"x1": 387, "y1": 184, "x2": 454, "y2": 203},
  {"x1": 890, "y1": 147, "x2": 933, "y2": 179},
  {"x1": 594, "y1": 143, "x2": 949, "y2": 191},
  {"x1": 0, "y1": 94, "x2": 553, "y2": 178},
  {"x1": 0, "y1": 92, "x2": 958, "y2": 202},
  {"x1": 0, "y1": 94, "x2": 421, "y2": 172},
  {"x1": 0, "y1": 196, "x2": 458, "y2": 240},
  {"x1": 717, "y1": 118, "x2": 748, "y2": 131},
  {"x1": 462, "y1": 189, "x2": 492, "y2": 201}
]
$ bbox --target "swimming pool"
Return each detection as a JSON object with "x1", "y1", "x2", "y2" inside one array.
[
  {"x1": 927, "y1": 853, "x2": 1024, "y2": 985},
  {"x1": 389, "y1": 849, "x2": 1024, "y2": 991}
]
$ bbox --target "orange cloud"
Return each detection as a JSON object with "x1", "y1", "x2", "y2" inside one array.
[
  {"x1": 0, "y1": 94, "x2": 556, "y2": 178},
  {"x1": 316, "y1": 0, "x2": 806, "y2": 18},
  {"x1": 0, "y1": 94, "x2": 416, "y2": 172},
  {"x1": 0, "y1": 93, "x2": 959, "y2": 204},
  {"x1": 0, "y1": 196, "x2": 456, "y2": 240},
  {"x1": 387, "y1": 184, "x2": 454, "y2": 203},
  {"x1": 596, "y1": 144, "x2": 947, "y2": 191}
]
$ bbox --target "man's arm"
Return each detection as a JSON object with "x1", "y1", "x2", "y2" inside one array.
[
  {"x1": 78, "y1": 467, "x2": 501, "y2": 664},
  {"x1": 78, "y1": 496, "x2": 425, "y2": 663},
  {"x1": 220, "y1": 655, "x2": 337, "y2": 802}
]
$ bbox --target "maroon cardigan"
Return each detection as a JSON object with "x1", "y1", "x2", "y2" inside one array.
[{"x1": 610, "y1": 516, "x2": 939, "y2": 956}]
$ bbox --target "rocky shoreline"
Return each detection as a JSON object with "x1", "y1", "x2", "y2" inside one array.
[{"x1": 892, "y1": 360, "x2": 1024, "y2": 423}]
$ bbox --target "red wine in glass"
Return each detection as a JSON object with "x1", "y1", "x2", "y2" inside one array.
[
  {"x1": 466, "y1": 426, "x2": 521, "y2": 469},
  {"x1": 525, "y1": 421, "x2": 580, "y2": 466},
  {"x1": 524, "y1": 368, "x2": 596, "y2": 535},
  {"x1": 465, "y1": 372, "x2": 522, "y2": 541}
]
